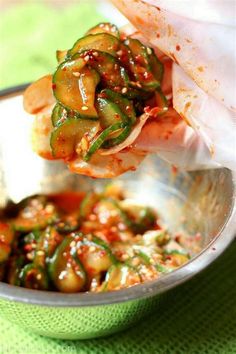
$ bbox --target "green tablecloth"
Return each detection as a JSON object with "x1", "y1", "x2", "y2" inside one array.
[
  {"x1": 1, "y1": 3, "x2": 236, "y2": 353},
  {"x1": 0, "y1": 241, "x2": 235, "y2": 354}
]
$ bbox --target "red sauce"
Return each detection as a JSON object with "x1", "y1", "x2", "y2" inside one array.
[{"x1": 49, "y1": 192, "x2": 85, "y2": 213}]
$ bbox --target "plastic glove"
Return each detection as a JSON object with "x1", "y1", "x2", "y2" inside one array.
[{"x1": 112, "y1": 0, "x2": 236, "y2": 170}]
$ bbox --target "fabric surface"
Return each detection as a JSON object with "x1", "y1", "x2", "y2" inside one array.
[{"x1": 0, "y1": 240, "x2": 235, "y2": 354}]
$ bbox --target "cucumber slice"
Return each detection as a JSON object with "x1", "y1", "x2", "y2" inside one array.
[
  {"x1": 13, "y1": 196, "x2": 58, "y2": 232},
  {"x1": 155, "y1": 89, "x2": 169, "y2": 114},
  {"x1": 51, "y1": 103, "x2": 68, "y2": 127},
  {"x1": 102, "y1": 263, "x2": 141, "y2": 291},
  {"x1": 6, "y1": 255, "x2": 25, "y2": 286},
  {"x1": 125, "y1": 38, "x2": 160, "y2": 91},
  {"x1": 34, "y1": 227, "x2": 63, "y2": 267},
  {"x1": 49, "y1": 236, "x2": 87, "y2": 293},
  {"x1": 96, "y1": 97, "x2": 129, "y2": 128},
  {"x1": 73, "y1": 234, "x2": 116, "y2": 277},
  {"x1": 68, "y1": 33, "x2": 120, "y2": 57},
  {"x1": 100, "y1": 89, "x2": 136, "y2": 124},
  {"x1": 75, "y1": 50, "x2": 129, "y2": 91},
  {"x1": 80, "y1": 192, "x2": 99, "y2": 219},
  {"x1": 53, "y1": 57, "x2": 99, "y2": 118},
  {"x1": 0, "y1": 242, "x2": 11, "y2": 263},
  {"x1": 56, "y1": 50, "x2": 68, "y2": 64},
  {"x1": 148, "y1": 49, "x2": 164, "y2": 83},
  {"x1": 102, "y1": 124, "x2": 131, "y2": 149},
  {"x1": 19, "y1": 263, "x2": 49, "y2": 290},
  {"x1": 78, "y1": 66, "x2": 100, "y2": 118},
  {"x1": 86, "y1": 22, "x2": 120, "y2": 38},
  {"x1": 50, "y1": 118, "x2": 99, "y2": 159},
  {"x1": 84, "y1": 122, "x2": 128, "y2": 161}
]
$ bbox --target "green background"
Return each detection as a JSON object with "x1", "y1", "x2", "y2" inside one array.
[{"x1": 0, "y1": 1, "x2": 106, "y2": 89}]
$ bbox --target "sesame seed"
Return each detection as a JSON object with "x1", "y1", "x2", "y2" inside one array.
[
  {"x1": 122, "y1": 87, "x2": 128, "y2": 94},
  {"x1": 73, "y1": 72, "x2": 80, "y2": 77},
  {"x1": 70, "y1": 241, "x2": 76, "y2": 248},
  {"x1": 121, "y1": 254, "x2": 129, "y2": 261},
  {"x1": 82, "y1": 106, "x2": 88, "y2": 111},
  {"x1": 93, "y1": 51, "x2": 98, "y2": 57},
  {"x1": 37, "y1": 250, "x2": 45, "y2": 256},
  {"x1": 89, "y1": 246, "x2": 96, "y2": 252},
  {"x1": 116, "y1": 50, "x2": 123, "y2": 56},
  {"x1": 147, "y1": 47, "x2": 152, "y2": 55},
  {"x1": 36, "y1": 274, "x2": 42, "y2": 280},
  {"x1": 84, "y1": 55, "x2": 90, "y2": 62},
  {"x1": 81, "y1": 137, "x2": 89, "y2": 151}
]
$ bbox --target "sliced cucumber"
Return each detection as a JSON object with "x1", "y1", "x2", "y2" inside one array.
[
  {"x1": 78, "y1": 66, "x2": 100, "y2": 118},
  {"x1": 55, "y1": 218, "x2": 79, "y2": 234},
  {"x1": 53, "y1": 57, "x2": 99, "y2": 118},
  {"x1": 100, "y1": 89, "x2": 136, "y2": 124},
  {"x1": 0, "y1": 242, "x2": 11, "y2": 263},
  {"x1": 34, "y1": 227, "x2": 63, "y2": 267},
  {"x1": 76, "y1": 50, "x2": 129, "y2": 90},
  {"x1": 96, "y1": 97, "x2": 129, "y2": 128},
  {"x1": 86, "y1": 22, "x2": 120, "y2": 38},
  {"x1": 80, "y1": 192, "x2": 99, "y2": 219},
  {"x1": 19, "y1": 263, "x2": 49, "y2": 290},
  {"x1": 102, "y1": 263, "x2": 141, "y2": 291},
  {"x1": 6, "y1": 255, "x2": 25, "y2": 286},
  {"x1": 13, "y1": 196, "x2": 58, "y2": 232},
  {"x1": 51, "y1": 103, "x2": 68, "y2": 127},
  {"x1": 56, "y1": 50, "x2": 68, "y2": 64},
  {"x1": 73, "y1": 234, "x2": 116, "y2": 277},
  {"x1": 84, "y1": 122, "x2": 128, "y2": 161},
  {"x1": 148, "y1": 49, "x2": 164, "y2": 83},
  {"x1": 50, "y1": 118, "x2": 99, "y2": 159},
  {"x1": 68, "y1": 33, "x2": 120, "y2": 57},
  {"x1": 102, "y1": 124, "x2": 131, "y2": 149},
  {"x1": 49, "y1": 236, "x2": 86, "y2": 293},
  {"x1": 125, "y1": 38, "x2": 160, "y2": 91},
  {"x1": 155, "y1": 89, "x2": 169, "y2": 113}
]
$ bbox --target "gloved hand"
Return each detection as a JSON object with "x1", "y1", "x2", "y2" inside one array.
[{"x1": 112, "y1": 0, "x2": 236, "y2": 170}]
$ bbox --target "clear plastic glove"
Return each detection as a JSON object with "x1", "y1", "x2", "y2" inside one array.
[{"x1": 112, "y1": 0, "x2": 236, "y2": 170}]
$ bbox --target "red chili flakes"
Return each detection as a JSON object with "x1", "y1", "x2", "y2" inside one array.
[
  {"x1": 172, "y1": 165, "x2": 178, "y2": 175},
  {"x1": 52, "y1": 83, "x2": 56, "y2": 90},
  {"x1": 156, "y1": 33, "x2": 161, "y2": 38},
  {"x1": 176, "y1": 45, "x2": 181, "y2": 51},
  {"x1": 135, "y1": 16, "x2": 144, "y2": 25}
]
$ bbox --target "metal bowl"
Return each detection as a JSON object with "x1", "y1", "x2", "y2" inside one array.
[{"x1": 0, "y1": 86, "x2": 235, "y2": 340}]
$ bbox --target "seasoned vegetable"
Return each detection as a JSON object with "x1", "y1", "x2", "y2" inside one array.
[
  {"x1": 0, "y1": 188, "x2": 198, "y2": 293},
  {"x1": 124, "y1": 38, "x2": 160, "y2": 90},
  {"x1": 86, "y1": 22, "x2": 120, "y2": 38},
  {"x1": 49, "y1": 236, "x2": 86, "y2": 293},
  {"x1": 84, "y1": 122, "x2": 129, "y2": 161},
  {"x1": 68, "y1": 33, "x2": 120, "y2": 57},
  {"x1": 50, "y1": 118, "x2": 99, "y2": 159},
  {"x1": 30, "y1": 22, "x2": 169, "y2": 163},
  {"x1": 12, "y1": 196, "x2": 57, "y2": 232},
  {"x1": 53, "y1": 57, "x2": 99, "y2": 118},
  {"x1": 19, "y1": 263, "x2": 49, "y2": 290}
]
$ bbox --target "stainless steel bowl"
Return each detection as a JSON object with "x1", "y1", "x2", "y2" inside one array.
[{"x1": 0, "y1": 86, "x2": 235, "y2": 340}]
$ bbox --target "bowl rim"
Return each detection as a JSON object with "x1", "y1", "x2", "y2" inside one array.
[{"x1": 0, "y1": 86, "x2": 235, "y2": 307}]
